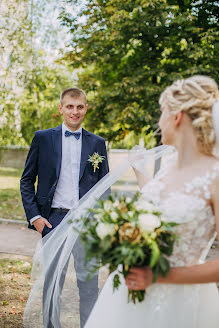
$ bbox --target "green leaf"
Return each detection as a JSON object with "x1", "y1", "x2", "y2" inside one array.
[
  {"x1": 113, "y1": 273, "x2": 121, "y2": 291},
  {"x1": 149, "y1": 240, "x2": 160, "y2": 268},
  {"x1": 159, "y1": 255, "x2": 170, "y2": 274}
]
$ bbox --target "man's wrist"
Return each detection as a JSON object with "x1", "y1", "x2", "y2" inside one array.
[{"x1": 30, "y1": 215, "x2": 41, "y2": 225}]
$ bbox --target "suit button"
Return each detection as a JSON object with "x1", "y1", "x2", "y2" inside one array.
[
  {"x1": 48, "y1": 198, "x2": 51, "y2": 202},
  {"x1": 53, "y1": 183, "x2": 56, "y2": 187}
]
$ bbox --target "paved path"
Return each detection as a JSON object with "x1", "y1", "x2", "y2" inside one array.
[{"x1": 0, "y1": 221, "x2": 41, "y2": 256}]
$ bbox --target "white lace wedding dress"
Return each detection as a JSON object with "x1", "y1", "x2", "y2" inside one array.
[{"x1": 85, "y1": 161, "x2": 219, "y2": 328}]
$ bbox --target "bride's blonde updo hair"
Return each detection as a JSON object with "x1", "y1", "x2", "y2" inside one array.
[{"x1": 159, "y1": 75, "x2": 219, "y2": 155}]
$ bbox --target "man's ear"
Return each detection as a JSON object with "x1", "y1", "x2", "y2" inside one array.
[
  {"x1": 59, "y1": 104, "x2": 63, "y2": 114},
  {"x1": 174, "y1": 111, "x2": 183, "y2": 127}
]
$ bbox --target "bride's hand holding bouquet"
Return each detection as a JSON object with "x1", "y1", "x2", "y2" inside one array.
[{"x1": 76, "y1": 193, "x2": 179, "y2": 304}]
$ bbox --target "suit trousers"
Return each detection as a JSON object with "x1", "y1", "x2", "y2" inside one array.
[{"x1": 42, "y1": 210, "x2": 98, "y2": 328}]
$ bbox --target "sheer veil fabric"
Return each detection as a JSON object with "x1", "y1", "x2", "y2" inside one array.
[{"x1": 23, "y1": 145, "x2": 174, "y2": 328}]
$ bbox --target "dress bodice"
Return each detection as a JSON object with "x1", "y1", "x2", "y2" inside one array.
[{"x1": 141, "y1": 160, "x2": 219, "y2": 267}]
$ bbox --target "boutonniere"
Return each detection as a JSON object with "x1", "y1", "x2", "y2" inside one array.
[{"x1": 88, "y1": 152, "x2": 105, "y2": 173}]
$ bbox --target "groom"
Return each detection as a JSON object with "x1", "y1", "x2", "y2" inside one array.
[{"x1": 20, "y1": 87, "x2": 109, "y2": 327}]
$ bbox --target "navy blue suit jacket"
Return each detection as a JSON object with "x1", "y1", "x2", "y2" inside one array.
[{"x1": 20, "y1": 125, "x2": 109, "y2": 230}]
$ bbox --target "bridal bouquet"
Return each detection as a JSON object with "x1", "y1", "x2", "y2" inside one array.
[{"x1": 77, "y1": 193, "x2": 178, "y2": 303}]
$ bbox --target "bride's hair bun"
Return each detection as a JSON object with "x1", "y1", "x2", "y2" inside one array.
[{"x1": 159, "y1": 75, "x2": 219, "y2": 155}]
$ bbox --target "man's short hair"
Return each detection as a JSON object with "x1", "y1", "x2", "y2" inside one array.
[{"x1": 60, "y1": 87, "x2": 87, "y2": 105}]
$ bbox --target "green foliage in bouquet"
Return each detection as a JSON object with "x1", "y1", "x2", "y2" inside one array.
[{"x1": 76, "y1": 193, "x2": 179, "y2": 303}]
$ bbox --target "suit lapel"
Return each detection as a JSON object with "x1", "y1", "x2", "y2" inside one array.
[
  {"x1": 52, "y1": 124, "x2": 62, "y2": 179},
  {"x1": 79, "y1": 128, "x2": 91, "y2": 181}
]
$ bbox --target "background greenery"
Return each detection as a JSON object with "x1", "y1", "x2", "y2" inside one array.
[
  {"x1": 0, "y1": 167, "x2": 25, "y2": 220},
  {"x1": 59, "y1": 0, "x2": 219, "y2": 146},
  {"x1": 0, "y1": 0, "x2": 74, "y2": 146},
  {"x1": 0, "y1": 0, "x2": 218, "y2": 148}
]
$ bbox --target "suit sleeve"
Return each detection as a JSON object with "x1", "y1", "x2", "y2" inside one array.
[
  {"x1": 20, "y1": 132, "x2": 41, "y2": 222},
  {"x1": 98, "y1": 139, "x2": 109, "y2": 180}
]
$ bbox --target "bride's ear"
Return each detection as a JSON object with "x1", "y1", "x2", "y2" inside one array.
[{"x1": 174, "y1": 112, "x2": 183, "y2": 127}]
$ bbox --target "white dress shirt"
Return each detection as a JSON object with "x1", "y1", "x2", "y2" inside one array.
[{"x1": 30, "y1": 123, "x2": 82, "y2": 224}]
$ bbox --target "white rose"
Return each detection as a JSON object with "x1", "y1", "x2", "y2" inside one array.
[
  {"x1": 138, "y1": 213, "x2": 161, "y2": 233},
  {"x1": 127, "y1": 211, "x2": 133, "y2": 217},
  {"x1": 110, "y1": 211, "x2": 118, "y2": 222},
  {"x1": 96, "y1": 223, "x2": 115, "y2": 239},
  {"x1": 135, "y1": 200, "x2": 158, "y2": 212},
  {"x1": 104, "y1": 201, "x2": 113, "y2": 212},
  {"x1": 126, "y1": 197, "x2": 132, "y2": 204},
  {"x1": 94, "y1": 213, "x2": 102, "y2": 221},
  {"x1": 114, "y1": 200, "x2": 120, "y2": 207}
]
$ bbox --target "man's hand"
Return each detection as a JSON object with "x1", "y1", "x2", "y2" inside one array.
[{"x1": 33, "y1": 217, "x2": 52, "y2": 234}]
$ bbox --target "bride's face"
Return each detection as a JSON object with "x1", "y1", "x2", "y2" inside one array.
[{"x1": 158, "y1": 103, "x2": 175, "y2": 145}]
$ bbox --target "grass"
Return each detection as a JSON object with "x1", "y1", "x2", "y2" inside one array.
[
  {"x1": 0, "y1": 255, "x2": 32, "y2": 328},
  {"x1": 0, "y1": 167, "x2": 26, "y2": 221},
  {"x1": 0, "y1": 167, "x2": 23, "y2": 179}
]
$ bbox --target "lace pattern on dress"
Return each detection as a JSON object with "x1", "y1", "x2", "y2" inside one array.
[{"x1": 141, "y1": 161, "x2": 219, "y2": 267}]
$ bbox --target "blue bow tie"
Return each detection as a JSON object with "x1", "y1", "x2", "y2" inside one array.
[{"x1": 65, "y1": 130, "x2": 81, "y2": 140}]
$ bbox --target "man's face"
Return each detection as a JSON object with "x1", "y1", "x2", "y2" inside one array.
[{"x1": 59, "y1": 94, "x2": 88, "y2": 131}]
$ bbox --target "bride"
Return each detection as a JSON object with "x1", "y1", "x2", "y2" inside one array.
[{"x1": 84, "y1": 75, "x2": 219, "y2": 328}]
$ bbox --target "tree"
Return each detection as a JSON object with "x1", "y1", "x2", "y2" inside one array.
[
  {"x1": 20, "y1": 60, "x2": 73, "y2": 145},
  {"x1": 0, "y1": 0, "x2": 32, "y2": 145},
  {"x1": 0, "y1": 0, "x2": 74, "y2": 146},
  {"x1": 59, "y1": 0, "x2": 219, "y2": 145}
]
